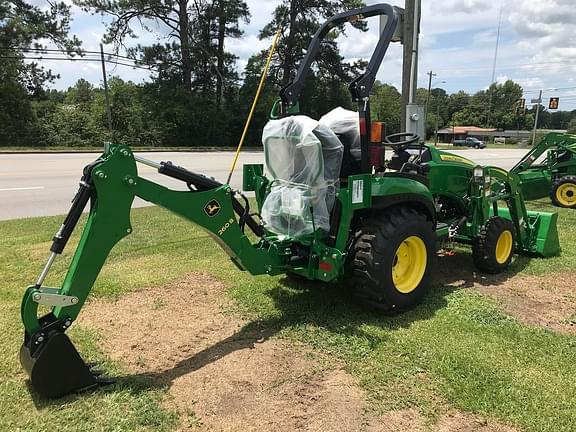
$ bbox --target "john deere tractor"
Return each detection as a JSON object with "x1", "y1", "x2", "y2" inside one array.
[
  {"x1": 511, "y1": 132, "x2": 576, "y2": 208},
  {"x1": 19, "y1": 3, "x2": 560, "y2": 399}
]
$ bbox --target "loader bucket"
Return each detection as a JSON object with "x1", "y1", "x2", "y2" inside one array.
[
  {"x1": 528, "y1": 210, "x2": 560, "y2": 257},
  {"x1": 20, "y1": 331, "x2": 102, "y2": 398},
  {"x1": 493, "y1": 207, "x2": 560, "y2": 257}
]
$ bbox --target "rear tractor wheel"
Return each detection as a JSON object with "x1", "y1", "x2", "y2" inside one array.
[
  {"x1": 472, "y1": 216, "x2": 515, "y2": 274},
  {"x1": 350, "y1": 207, "x2": 435, "y2": 312},
  {"x1": 551, "y1": 176, "x2": 576, "y2": 209}
]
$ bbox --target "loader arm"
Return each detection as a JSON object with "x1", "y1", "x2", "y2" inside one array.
[
  {"x1": 468, "y1": 165, "x2": 559, "y2": 257},
  {"x1": 20, "y1": 144, "x2": 286, "y2": 397},
  {"x1": 511, "y1": 132, "x2": 576, "y2": 173}
]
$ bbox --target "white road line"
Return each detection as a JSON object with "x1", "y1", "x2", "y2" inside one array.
[{"x1": 0, "y1": 186, "x2": 45, "y2": 192}]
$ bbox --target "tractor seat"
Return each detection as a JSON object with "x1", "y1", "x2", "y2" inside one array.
[
  {"x1": 336, "y1": 132, "x2": 362, "y2": 177},
  {"x1": 319, "y1": 107, "x2": 362, "y2": 177},
  {"x1": 398, "y1": 147, "x2": 431, "y2": 179},
  {"x1": 418, "y1": 148, "x2": 432, "y2": 163},
  {"x1": 387, "y1": 149, "x2": 412, "y2": 171}
]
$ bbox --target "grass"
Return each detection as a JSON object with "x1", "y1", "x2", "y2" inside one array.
[{"x1": 0, "y1": 200, "x2": 575, "y2": 431}]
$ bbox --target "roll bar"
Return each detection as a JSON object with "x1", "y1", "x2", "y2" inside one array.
[{"x1": 279, "y1": 3, "x2": 399, "y2": 111}]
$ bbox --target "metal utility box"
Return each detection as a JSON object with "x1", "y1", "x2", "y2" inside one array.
[{"x1": 405, "y1": 104, "x2": 425, "y2": 141}]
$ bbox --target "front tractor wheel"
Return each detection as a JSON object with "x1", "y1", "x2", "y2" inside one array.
[
  {"x1": 351, "y1": 208, "x2": 435, "y2": 312},
  {"x1": 472, "y1": 216, "x2": 515, "y2": 274},
  {"x1": 551, "y1": 176, "x2": 576, "y2": 208}
]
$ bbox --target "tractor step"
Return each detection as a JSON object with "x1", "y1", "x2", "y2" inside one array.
[{"x1": 20, "y1": 331, "x2": 113, "y2": 398}]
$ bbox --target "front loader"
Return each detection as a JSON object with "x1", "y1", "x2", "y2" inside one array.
[
  {"x1": 19, "y1": 3, "x2": 560, "y2": 399},
  {"x1": 510, "y1": 132, "x2": 576, "y2": 208}
]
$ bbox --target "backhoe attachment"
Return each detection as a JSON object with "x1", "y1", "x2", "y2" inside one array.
[{"x1": 20, "y1": 143, "x2": 284, "y2": 398}]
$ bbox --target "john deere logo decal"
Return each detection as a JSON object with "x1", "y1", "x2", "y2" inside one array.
[{"x1": 204, "y1": 200, "x2": 221, "y2": 217}]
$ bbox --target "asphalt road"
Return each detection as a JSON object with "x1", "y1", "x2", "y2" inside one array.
[{"x1": 0, "y1": 148, "x2": 528, "y2": 220}]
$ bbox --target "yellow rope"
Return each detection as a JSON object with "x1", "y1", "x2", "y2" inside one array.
[{"x1": 225, "y1": 27, "x2": 282, "y2": 184}]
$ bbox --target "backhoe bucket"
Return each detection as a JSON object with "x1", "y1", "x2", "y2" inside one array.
[{"x1": 20, "y1": 331, "x2": 102, "y2": 398}]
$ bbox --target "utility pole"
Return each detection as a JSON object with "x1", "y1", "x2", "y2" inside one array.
[
  {"x1": 424, "y1": 70, "x2": 436, "y2": 129},
  {"x1": 486, "y1": 4, "x2": 503, "y2": 128},
  {"x1": 401, "y1": 0, "x2": 420, "y2": 132},
  {"x1": 99, "y1": 44, "x2": 113, "y2": 134},
  {"x1": 531, "y1": 90, "x2": 542, "y2": 146},
  {"x1": 434, "y1": 94, "x2": 441, "y2": 145}
]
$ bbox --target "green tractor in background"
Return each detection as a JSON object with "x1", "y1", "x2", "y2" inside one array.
[
  {"x1": 511, "y1": 132, "x2": 576, "y2": 209},
  {"x1": 19, "y1": 3, "x2": 560, "y2": 399}
]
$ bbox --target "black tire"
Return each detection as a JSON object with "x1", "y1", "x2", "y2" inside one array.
[
  {"x1": 350, "y1": 207, "x2": 435, "y2": 312},
  {"x1": 550, "y1": 176, "x2": 576, "y2": 209},
  {"x1": 472, "y1": 216, "x2": 515, "y2": 274}
]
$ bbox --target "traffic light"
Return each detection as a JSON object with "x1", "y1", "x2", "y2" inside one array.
[
  {"x1": 519, "y1": 98, "x2": 526, "y2": 110},
  {"x1": 549, "y1": 97, "x2": 559, "y2": 110}
]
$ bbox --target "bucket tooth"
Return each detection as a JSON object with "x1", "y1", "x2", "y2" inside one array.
[{"x1": 20, "y1": 331, "x2": 111, "y2": 398}]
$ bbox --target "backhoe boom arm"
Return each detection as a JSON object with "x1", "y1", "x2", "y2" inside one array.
[{"x1": 19, "y1": 144, "x2": 286, "y2": 397}]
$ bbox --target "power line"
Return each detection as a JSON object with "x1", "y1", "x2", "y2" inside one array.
[
  {"x1": 0, "y1": 54, "x2": 158, "y2": 72},
  {"x1": 523, "y1": 86, "x2": 576, "y2": 94},
  {"x1": 435, "y1": 60, "x2": 576, "y2": 74},
  {"x1": 1, "y1": 46, "x2": 137, "y2": 62}
]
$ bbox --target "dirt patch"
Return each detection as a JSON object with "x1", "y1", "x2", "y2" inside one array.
[
  {"x1": 80, "y1": 272, "x2": 369, "y2": 431},
  {"x1": 369, "y1": 409, "x2": 516, "y2": 432},
  {"x1": 79, "y1": 272, "x2": 517, "y2": 431},
  {"x1": 475, "y1": 274, "x2": 576, "y2": 334},
  {"x1": 436, "y1": 254, "x2": 576, "y2": 334},
  {"x1": 435, "y1": 410, "x2": 517, "y2": 432}
]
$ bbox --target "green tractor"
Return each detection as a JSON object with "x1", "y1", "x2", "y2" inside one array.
[
  {"x1": 19, "y1": 3, "x2": 560, "y2": 398},
  {"x1": 511, "y1": 132, "x2": 576, "y2": 208}
]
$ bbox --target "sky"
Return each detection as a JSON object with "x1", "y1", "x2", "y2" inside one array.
[{"x1": 32, "y1": 0, "x2": 576, "y2": 110}]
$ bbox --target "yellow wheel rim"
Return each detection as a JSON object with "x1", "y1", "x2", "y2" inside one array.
[
  {"x1": 495, "y1": 230, "x2": 513, "y2": 264},
  {"x1": 556, "y1": 183, "x2": 576, "y2": 207},
  {"x1": 392, "y1": 236, "x2": 427, "y2": 294}
]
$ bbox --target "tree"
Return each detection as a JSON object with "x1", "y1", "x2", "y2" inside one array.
[
  {"x1": 251, "y1": 0, "x2": 365, "y2": 117},
  {"x1": 446, "y1": 91, "x2": 472, "y2": 123},
  {"x1": 0, "y1": 0, "x2": 81, "y2": 146},
  {"x1": 486, "y1": 80, "x2": 523, "y2": 129},
  {"x1": 75, "y1": 0, "x2": 195, "y2": 91},
  {"x1": 371, "y1": 82, "x2": 401, "y2": 135},
  {"x1": 65, "y1": 79, "x2": 95, "y2": 105},
  {"x1": 568, "y1": 118, "x2": 576, "y2": 134},
  {"x1": 211, "y1": 0, "x2": 250, "y2": 109},
  {"x1": 260, "y1": 0, "x2": 364, "y2": 86},
  {"x1": 77, "y1": 0, "x2": 249, "y2": 103}
]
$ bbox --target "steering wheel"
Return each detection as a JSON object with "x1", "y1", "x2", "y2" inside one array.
[{"x1": 384, "y1": 132, "x2": 420, "y2": 151}]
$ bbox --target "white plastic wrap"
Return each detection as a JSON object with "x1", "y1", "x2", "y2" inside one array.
[
  {"x1": 320, "y1": 107, "x2": 360, "y2": 147},
  {"x1": 261, "y1": 115, "x2": 343, "y2": 237},
  {"x1": 320, "y1": 107, "x2": 361, "y2": 175}
]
